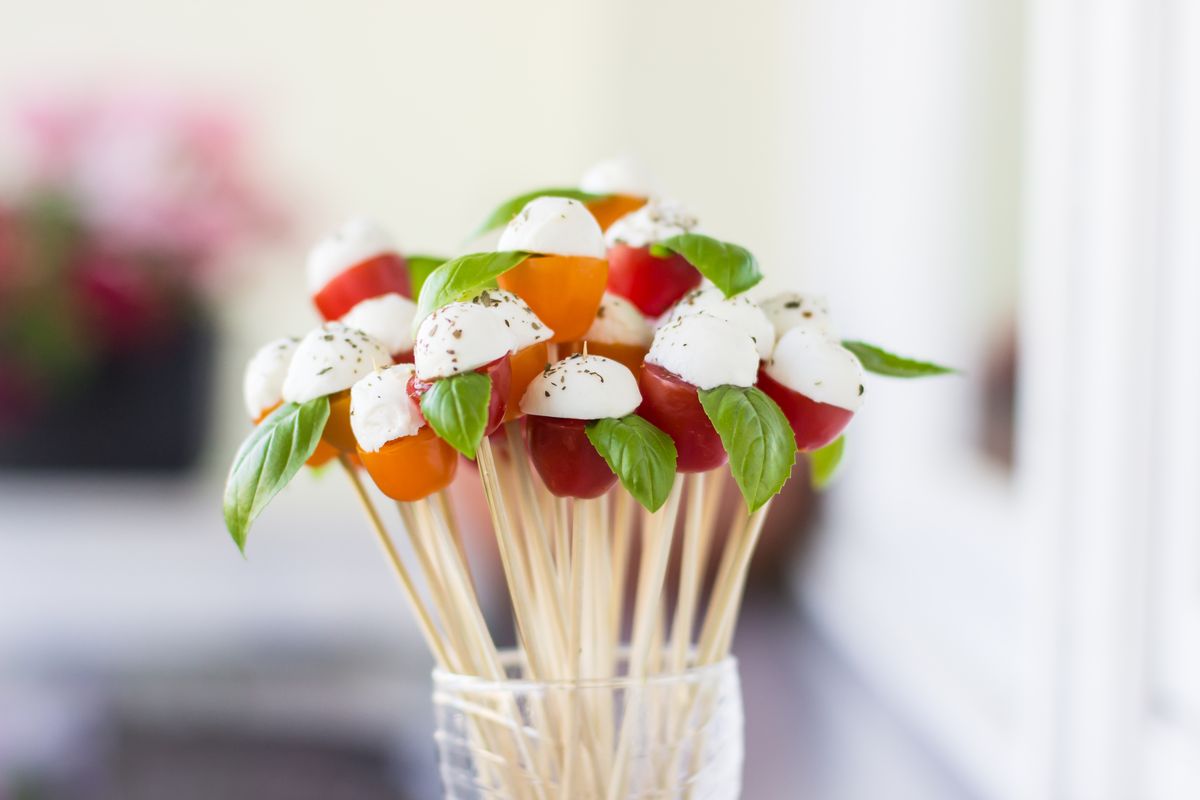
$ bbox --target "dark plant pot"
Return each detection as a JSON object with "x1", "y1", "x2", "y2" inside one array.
[{"x1": 0, "y1": 315, "x2": 215, "y2": 473}]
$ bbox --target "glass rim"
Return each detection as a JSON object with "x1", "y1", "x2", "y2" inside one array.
[{"x1": 432, "y1": 647, "x2": 738, "y2": 693}]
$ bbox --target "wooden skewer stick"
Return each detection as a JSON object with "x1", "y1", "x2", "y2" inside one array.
[
  {"x1": 669, "y1": 472, "x2": 711, "y2": 674},
  {"x1": 338, "y1": 456, "x2": 452, "y2": 669},
  {"x1": 606, "y1": 476, "x2": 685, "y2": 800},
  {"x1": 697, "y1": 499, "x2": 773, "y2": 665}
]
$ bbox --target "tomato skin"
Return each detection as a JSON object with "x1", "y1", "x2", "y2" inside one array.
[
  {"x1": 497, "y1": 255, "x2": 607, "y2": 342},
  {"x1": 584, "y1": 341, "x2": 647, "y2": 376},
  {"x1": 407, "y1": 356, "x2": 511, "y2": 436},
  {"x1": 606, "y1": 244, "x2": 702, "y2": 317},
  {"x1": 358, "y1": 426, "x2": 458, "y2": 501},
  {"x1": 756, "y1": 367, "x2": 855, "y2": 451},
  {"x1": 505, "y1": 342, "x2": 549, "y2": 422},
  {"x1": 586, "y1": 194, "x2": 647, "y2": 231},
  {"x1": 637, "y1": 363, "x2": 727, "y2": 473},
  {"x1": 322, "y1": 389, "x2": 358, "y2": 452},
  {"x1": 312, "y1": 253, "x2": 410, "y2": 320},
  {"x1": 524, "y1": 415, "x2": 617, "y2": 498},
  {"x1": 306, "y1": 439, "x2": 339, "y2": 467}
]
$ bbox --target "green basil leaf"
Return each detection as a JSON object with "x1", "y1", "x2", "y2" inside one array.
[
  {"x1": 474, "y1": 187, "x2": 608, "y2": 236},
  {"x1": 223, "y1": 397, "x2": 330, "y2": 552},
  {"x1": 655, "y1": 233, "x2": 762, "y2": 298},
  {"x1": 698, "y1": 385, "x2": 795, "y2": 512},
  {"x1": 406, "y1": 254, "x2": 447, "y2": 301},
  {"x1": 585, "y1": 414, "x2": 678, "y2": 512},
  {"x1": 809, "y1": 435, "x2": 845, "y2": 489},
  {"x1": 413, "y1": 250, "x2": 532, "y2": 333},
  {"x1": 841, "y1": 340, "x2": 957, "y2": 378},
  {"x1": 419, "y1": 372, "x2": 491, "y2": 459}
]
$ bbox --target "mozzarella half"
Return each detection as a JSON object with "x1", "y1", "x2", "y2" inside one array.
[
  {"x1": 414, "y1": 302, "x2": 515, "y2": 380},
  {"x1": 646, "y1": 314, "x2": 759, "y2": 390},
  {"x1": 281, "y1": 322, "x2": 392, "y2": 404},
  {"x1": 243, "y1": 336, "x2": 299, "y2": 419},
  {"x1": 350, "y1": 364, "x2": 424, "y2": 452},
  {"x1": 765, "y1": 326, "x2": 865, "y2": 411},
  {"x1": 585, "y1": 292, "x2": 653, "y2": 347},
  {"x1": 341, "y1": 292, "x2": 417, "y2": 355},
  {"x1": 307, "y1": 217, "x2": 397, "y2": 294},
  {"x1": 663, "y1": 286, "x2": 775, "y2": 360},
  {"x1": 497, "y1": 197, "x2": 606, "y2": 259},
  {"x1": 759, "y1": 291, "x2": 832, "y2": 340},
  {"x1": 471, "y1": 289, "x2": 553, "y2": 352},
  {"x1": 605, "y1": 199, "x2": 697, "y2": 249},
  {"x1": 580, "y1": 155, "x2": 658, "y2": 197},
  {"x1": 520, "y1": 354, "x2": 641, "y2": 420}
]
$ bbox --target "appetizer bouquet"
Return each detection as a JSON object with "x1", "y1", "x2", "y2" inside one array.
[{"x1": 224, "y1": 158, "x2": 950, "y2": 799}]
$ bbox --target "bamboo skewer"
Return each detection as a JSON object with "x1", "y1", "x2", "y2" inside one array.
[
  {"x1": 344, "y1": 417, "x2": 778, "y2": 798},
  {"x1": 338, "y1": 456, "x2": 453, "y2": 669},
  {"x1": 606, "y1": 476, "x2": 685, "y2": 800}
]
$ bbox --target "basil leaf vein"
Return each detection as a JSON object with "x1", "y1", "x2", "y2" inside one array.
[
  {"x1": 585, "y1": 414, "x2": 677, "y2": 511},
  {"x1": 223, "y1": 397, "x2": 330, "y2": 552},
  {"x1": 841, "y1": 340, "x2": 957, "y2": 378},
  {"x1": 419, "y1": 372, "x2": 491, "y2": 459},
  {"x1": 698, "y1": 384, "x2": 795, "y2": 512},
  {"x1": 656, "y1": 233, "x2": 762, "y2": 298}
]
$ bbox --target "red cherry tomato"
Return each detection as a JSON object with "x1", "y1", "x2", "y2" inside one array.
[
  {"x1": 637, "y1": 363, "x2": 727, "y2": 473},
  {"x1": 756, "y1": 367, "x2": 855, "y2": 451},
  {"x1": 524, "y1": 415, "x2": 617, "y2": 498},
  {"x1": 606, "y1": 244, "x2": 702, "y2": 317},
  {"x1": 313, "y1": 253, "x2": 411, "y2": 320},
  {"x1": 407, "y1": 356, "x2": 511, "y2": 436},
  {"x1": 358, "y1": 426, "x2": 458, "y2": 501}
]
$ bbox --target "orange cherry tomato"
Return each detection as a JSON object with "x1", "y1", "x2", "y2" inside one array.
[
  {"x1": 505, "y1": 341, "x2": 549, "y2": 422},
  {"x1": 584, "y1": 341, "x2": 648, "y2": 376},
  {"x1": 306, "y1": 439, "x2": 339, "y2": 467},
  {"x1": 586, "y1": 194, "x2": 647, "y2": 231},
  {"x1": 358, "y1": 426, "x2": 458, "y2": 501},
  {"x1": 497, "y1": 255, "x2": 607, "y2": 342},
  {"x1": 322, "y1": 389, "x2": 357, "y2": 452},
  {"x1": 253, "y1": 400, "x2": 338, "y2": 466}
]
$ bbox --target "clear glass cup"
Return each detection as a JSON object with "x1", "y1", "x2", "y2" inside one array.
[{"x1": 432, "y1": 649, "x2": 743, "y2": 799}]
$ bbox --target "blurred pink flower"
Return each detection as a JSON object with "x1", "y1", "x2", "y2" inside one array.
[{"x1": 17, "y1": 90, "x2": 283, "y2": 281}]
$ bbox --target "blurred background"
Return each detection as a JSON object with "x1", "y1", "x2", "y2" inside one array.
[{"x1": 1, "y1": 1, "x2": 1196, "y2": 799}]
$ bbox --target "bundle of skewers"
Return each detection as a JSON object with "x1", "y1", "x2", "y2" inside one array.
[{"x1": 224, "y1": 158, "x2": 950, "y2": 798}]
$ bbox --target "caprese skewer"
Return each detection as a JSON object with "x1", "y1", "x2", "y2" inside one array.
[
  {"x1": 281, "y1": 322, "x2": 393, "y2": 453},
  {"x1": 521, "y1": 354, "x2": 643, "y2": 499},
  {"x1": 352, "y1": 364, "x2": 458, "y2": 501},
  {"x1": 308, "y1": 218, "x2": 411, "y2": 320},
  {"x1": 496, "y1": 197, "x2": 608, "y2": 343},
  {"x1": 604, "y1": 200, "x2": 702, "y2": 316}
]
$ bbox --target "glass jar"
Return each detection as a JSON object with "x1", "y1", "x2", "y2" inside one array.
[{"x1": 432, "y1": 649, "x2": 743, "y2": 799}]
